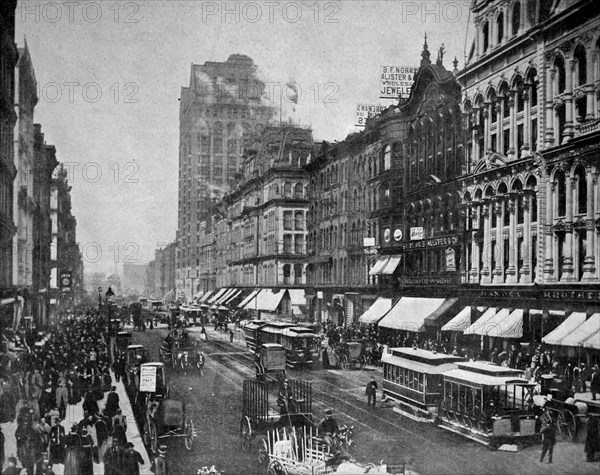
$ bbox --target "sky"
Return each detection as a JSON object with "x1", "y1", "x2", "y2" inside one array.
[{"x1": 16, "y1": 0, "x2": 473, "y2": 277}]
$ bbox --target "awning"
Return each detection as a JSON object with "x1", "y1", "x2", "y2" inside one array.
[
  {"x1": 162, "y1": 289, "x2": 175, "y2": 301},
  {"x1": 378, "y1": 297, "x2": 450, "y2": 332},
  {"x1": 556, "y1": 313, "x2": 600, "y2": 347},
  {"x1": 442, "y1": 306, "x2": 488, "y2": 332},
  {"x1": 582, "y1": 329, "x2": 600, "y2": 350},
  {"x1": 369, "y1": 257, "x2": 390, "y2": 276},
  {"x1": 542, "y1": 312, "x2": 587, "y2": 345},
  {"x1": 423, "y1": 298, "x2": 460, "y2": 329},
  {"x1": 238, "y1": 289, "x2": 260, "y2": 308},
  {"x1": 287, "y1": 289, "x2": 306, "y2": 307},
  {"x1": 464, "y1": 308, "x2": 504, "y2": 335},
  {"x1": 198, "y1": 291, "x2": 213, "y2": 303},
  {"x1": 214, "y1": 288, "x2": 234, "y2": 305},
  {"x1": 256, "y1": 289, "x2": 286, "y2": 312},
  {"x1": 381, "y1": 256, "x2": 401, "y2": 275},
  {"x1": 484, "y1": 308, "x2": 524, "y2": 339},
  {"x1": 223, "y1": 289, "x2": 242, "y2": 305},
  {"x1": 208, "y1": 288, "x2": 227, "y2": 304},
  {"x1": 358, "y1": 297, "x2": 393, "y2": 325}
]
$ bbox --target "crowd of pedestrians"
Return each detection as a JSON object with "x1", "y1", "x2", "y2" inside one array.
[{"x1": 0, "y1": 313, "x2": 145, "y2": 474}]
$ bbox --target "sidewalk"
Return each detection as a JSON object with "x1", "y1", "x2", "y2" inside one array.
[{"x1": 1, "y1": 372, "x2": 153, "y2": 475}]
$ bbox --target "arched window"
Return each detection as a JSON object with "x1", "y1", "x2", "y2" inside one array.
[
  {"x1": 527, "y1": 68, "x2": 538, "y2": 107},
  {"x1": 483, "y1": 21, "x2": 490, "y2": 52},
  {"x1": 294, "y1": 183, "x2": 303, "y2": 199},
  {"x1": 284, "y1": 182, "x2": 292, "y2": 198},
  {"x1": 575, "y1": 166, "x2": 587, "y2": 215},
  {"x1": 554, "y1": 56, "x2": 566, "y2": 95},
  {"x1": 497, "y1": 12, "x2": 504, "y2": 44},
  {"x1": 488, "y1": 88, "x2": 497, "y2": 123},
  {"x1": 574, "y1": 44, "x2": 587, "y2": 86},
  {"x1": 555, "y1": 170, "x2": 566, "y2": 218},
  {"x1": 383, "y1": 145, "x2": 391, "y2": 170},
  {"x1": 512, "y1": 2, "x2": 520, "y2": 36},
  {"x1": 526, "y1": 176, "x2": 538, "y2": 223}
]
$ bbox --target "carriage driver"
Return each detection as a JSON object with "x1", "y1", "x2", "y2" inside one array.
[{"x1": 318, "y1": 409, "x2": 340, "y2": 454}]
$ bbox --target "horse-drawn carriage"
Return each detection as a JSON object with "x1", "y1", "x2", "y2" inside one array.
[
  {"x1": 125, "y1": 344, "x2": 148, "y2": 390},
  {"x1": 115, "y1": 331, "x2": 132, "y2": 359},
  {"x1": 240, "y1": 379, "x2": 313, "y2": 464},
  {"x1": 325, "y1": 342, "x2": 366, "y2": 370},
  {"x1": 255, "y1": 343, "x2": 287, "y2": 382},
  {"x1": 159, "y1": 329, "x2": 200, "y2": 374},
  {"x1": 143, "y1": 397, "x2": 196, "y2": 454}
]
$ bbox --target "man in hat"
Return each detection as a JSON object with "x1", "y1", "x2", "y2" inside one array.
[
  {"x1": 2, "y1": 455, "x2": 22, "y2": 475},
  {"x1": 34, "y1": 451, "x2": 56, "y2": 475},
  {"x1": 56, "y1": 380, "x2": 69, "y2": 420},
  {"x1": 104, "y1": 386, "x2": 120, "y2": 420},
  {"x1": 318, "y1": 409, "x2": 340, "y2": 454},
  {"x1": 153, "y1": 445, "x2": 169, "y2": 475},
  {"x1": 539, "y1": 405, "x2": 556, "y2": 463},
  {"x1": 366, "y1": 376, "x2": 378, "y2": 407},
  {"x1": 123, "y1": 442, "x2": 144, "y2": 475},
  {"x1": 48, "y1": 417, "x2": 65, "y2": 465},
  {"x1": 103, "y1": 437, "x2": 125, "y2": 475},
  {"x1": 590, "y1": 364, "x2": 600, "y2": 400},
  {"x1": 39, "y1": 382, "x2": 55, "y2": 418}
]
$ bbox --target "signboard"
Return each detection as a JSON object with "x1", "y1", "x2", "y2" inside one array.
[
  {"x1": 393, "y1": 229, "x2": 403, "y2": 241},
  {"x1": 380, "y1": 66, "x2": 418, "y2": 100},
  {"x1": 410, "y1": 227, "x2": 424, "y2": 241},
  {"x1": 445, "y1": 247, "x2": 456, "y2": 272},
  {"x1": 363, "y1": 237, "x2": 376, "y2": 247},
  {"x1": 399, "y1": 234, "x2": 460, "y2": 251},
  {"x1": 317, "y1": 291, "x2": 323, "y2": 299},
  {"x1": 139, "y1": 365, "x2": 157, "y2": 392},
  {"x1": 355, "y1": 104, "x2": 387, "y2": 127},
  {"x1": 60, "y1": 271, "x2": 72, "y2": 292},
  {"x1": 384, "y1": 228, "x2": 391, "y2": 243},
  {"x1": 397, "y1": 275, "x2": 460, "y2": 286}
]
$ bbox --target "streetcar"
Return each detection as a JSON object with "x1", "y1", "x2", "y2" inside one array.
[
  {"x1": 258, "y1": 322, "x2": 297, "y2": 346},
  {"x1": 255, "y1": 343, "x2": 287, "y2": 382},
  {"x1": 243, "y1": 320, "x2": 268, "y2": 353},
  {"x1": 280, "y1": 327, "x2": 321, "y2": 370},
  {"x1": 382, "y1": 347, "x2": 465, "y2": 421},
  {"x1": 438, "y1": 361, "x2": 537, "y2": 448}
]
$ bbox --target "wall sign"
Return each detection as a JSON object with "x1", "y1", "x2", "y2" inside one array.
[
  {"x1": 139, "y1": 366, "x2": 157, "y2": 392},
  {"x1": 393, "y1": 229, "x2": 403, "y2": 241},
  {"x1": 384, "y1": 228, "x2": 391, "y2": 243},
  {"x1": 410, "y1": 227, "x2": 424, "y2": 241}
]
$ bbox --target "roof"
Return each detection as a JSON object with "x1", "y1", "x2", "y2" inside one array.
[
  {"x1": 127, "y1": 345, "x2": 144, "y2": 349},
  {"x1": 382, "y1": 353, "x2": 461, "y2": 376},
  {"x1": 388, "y1": 347, "x2": 465, "y2": 364},
  {"x1": 141, "y1": 362, "x2": 164, "y2": 368},
  {"x1": 261, "y1": 343, "x2": 285, "y2": 349},
  {"x1": 444, "y1": 368, "x2": 533, "y2": 388}
]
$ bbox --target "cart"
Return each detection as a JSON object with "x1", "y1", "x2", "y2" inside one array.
[
  {"x1": 241, "y1": 379, "x2": 313, "y2": 464},
  {"x1": 264, "y1": 426, "x2": 406, "y2": 475},
  {"x1": 327, "y1": 342, "x2": 366, "y2": 371},
  {"x1": 115, "y1": 332, "x2": 132, "y2": 358},
  {"x1": 255, "y1": 343, "x2": 287, "y2": 382},
  {"x1": 143, "y1": 397, "x2": 196, "y2": 454},
  {"x1": 125, "y1": 344, "x2": 147, "y2": 390},
  {"x1": 136, "y1": 362, "x2": 169, "y2": 406}
]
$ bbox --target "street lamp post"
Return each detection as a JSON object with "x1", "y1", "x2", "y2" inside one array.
[{"x1": 98, "y1": 286, "x2": 103, "y2": 326}]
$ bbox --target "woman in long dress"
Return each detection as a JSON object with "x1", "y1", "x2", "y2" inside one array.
[
  {"x1": 79, "y1": 427, "x2": 95, "y2": 475},
  {"x1": 63, "y1": 425, "x2": 81, "y2": 475}
]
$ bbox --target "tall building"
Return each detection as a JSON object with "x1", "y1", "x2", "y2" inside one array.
[
  {"x1": 177, "y1": 54, "x2": 275, "y2": 298},
  {"x1": 13, "y1": 41, "x2": 38, "y2": 297},
  {"x1": 154, "y1": 242, "x2": 176, "y2": 299},
  {"x1": 0, "y1": 0, "x2": 18, "y2": 288}
]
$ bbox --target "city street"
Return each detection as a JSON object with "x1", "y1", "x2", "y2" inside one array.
[{"x1": 128, "y1": 325, "x2": 598, "y2": 475}]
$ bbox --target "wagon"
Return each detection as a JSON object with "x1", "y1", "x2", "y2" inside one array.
[
  {"x1": 115, "y1": 332, "x2": 132, "y2": 358},
  {"x1": 264, "y1": 426, "x2": 406, "y2": 475},
  {"x1": 125, "y1": 344, "x2": 147, "y2": 390},
  {"x1": 255, "y1": 343, "x2": 287, "y2": 382},
  {"x1": 143, "y1": 397, "x2": 196, "y2": 454},
  {"x1": 241, "y1": 379, "x2": 313, "y2": 464},
  {"x1": 136, "y1": 362, "x2": 169, "y2": 405},
  {"x1": 326, "y1": 342, "x2": 366, "y2": 370}
]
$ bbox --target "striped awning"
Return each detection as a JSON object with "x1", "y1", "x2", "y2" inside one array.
[
  {"x1": 223, "y1": 289, "x2": 242, "y2": 305},
  {"x1": 214, "y1": 288, "x2": 234, "y2": 305},
  {"x1": 207, "y1": 288, "x2": 227, "y2": 304},
  {"x1": 442, "y1": 306, "x2": 488, "y2": 332},
  {"x1": 369, "y1": 257, "x2": 390, "y2": 276},
  {"x1": 582, "y1": 328, "x2": 600, "y2": 350},
  {"x1": 463, "y1": 308, "x2": 511, "y2": 336},
  {"x1": 557, "y1": 313, "x2": 600, "y2": 347},
  {"x1": 238, "y1": 289, "x2": 260, "y2": 308},
  {"x1": 381, "y1": 256, "x2": 401, "y2": 275},
  {"x1": 542, "y1": 312, "x2": 587, "y2": 345},
  {"x1": 358, "y1": 297, "x2": 393, "y2": 325},
  {"x1": 198, "y1": 291, "x2": 213, "y2": 303}
]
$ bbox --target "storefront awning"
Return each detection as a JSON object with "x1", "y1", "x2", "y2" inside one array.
[
  {"x1": 214, "y1": 288, "x2": 234, "y2": 305},
  {"x1": 198, "y1": 291, "x2": 213, "y2": 303},
  {"x1": 583, "y1": 329, "x2": 600, "y2": 350},
  {"x1": 287, "y1": 289, "x2": 306, "y2": 307},
  {"x1": 542, "y1": 312, "x2": 587, "y2": 345},
  {"x1": 556, "y1": 313, "x2": 600, "y2": 347},
  {"x1": 369, "y1": 257, "x2": 390, "y2": 276},
  {"x1": 245, "y1": 289, "x2": 286, "y2": 312},
  {"x1": 238, "y1": 289, "x2": 259, "y2": 308},
  {"x1": 358, "y1": 297, "x2": 393, "y2": 325},
  {"x1": 423, "y1": 298, "x2": 460, "y2": 329},
  {"x1": 442, "y1": 306, "x2": 487, "y2": 332},
  {"x1": 378, "y1": 297, "x2": 449, "y2": 332},
  {"x1": 207, "y1": 288, "x2": 227, "y2": 304},
  {"x1": 223, "y1": 289, "x2": 242, "y2": 305},
  {"x1": 463, "y1": 308, "x2": 510, "y2": 336},
  {"x1": 381, "y1": 256, "x2": 401, "y2": 275}
]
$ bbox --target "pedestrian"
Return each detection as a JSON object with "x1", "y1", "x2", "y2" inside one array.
[
  {"x1": 80, "y1": 427, "x2": 95, "y2": 475},
  {"x1": 229, "y1": 330, "x2": 234, "y2": 343},
  {"x1": 0, "y1": 426, "x2": 4, "y2": 471},
  {"x1": 539, "y1": 405, "x2": 556, "y2": 464},
  {"x1": 2, "y1": 456, "x2": 22, "y2": 475},
  {"x1": 153, "y1": 445, "x2": 169, "y2": 475},
  {"x1": 585, "y1": 416, "x2": 600, "y2": 462},
  {"x1": 104, "y1": 386, "x2": 120, "y2": 419},
  {"x1": 63, "y1": 425, "x2": 82, "y2": 475},
  {"x1": 366, "y1": 376, "x2": 378, "y2": 407},
  {"x1": 34, "y1": 451, "x2": 56, "y2": 475},
  {"x1": 103, "y1": 438, "x2": 125, "y2": 475},
  {"x1": 591, "y1": 365, "x2": 600, "y2": 400},
  {"x1": 123, "y1": 442, "x2": 144, "y2": 475},
  {"x1": 48, "y1": 418, "x2": 65, "y2": 465}
]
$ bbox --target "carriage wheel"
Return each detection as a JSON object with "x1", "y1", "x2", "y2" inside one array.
[
  {"x1": 184, "y1": 419, "x2": 194, "y2": 450},
  {"x1": 149, "y1": 418, "x2": 158, "y2": 454},
  {"x1": 240, "y1": 416, "x2": 252, "y2": 451},
  {"x1": 267, "y1": 460, "x2": 288, "y2": 475},
  {"x1": 257, "y1": 436, "x2": 268, "y2": 464},
  {"x1": 557, "y1": 410, "x2": 576, "y2": 440},
  {"x1": 340, "y1": 355, "x2": 349, "y2": 371}
]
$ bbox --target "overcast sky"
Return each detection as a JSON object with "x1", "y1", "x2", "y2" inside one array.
[{"x1": 16, "y1": 0, "x2": 473, "y2": 278}]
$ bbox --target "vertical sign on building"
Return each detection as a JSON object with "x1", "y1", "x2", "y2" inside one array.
[{"x1": 355, "y1": 104, "x2": 387, "y2": 127}]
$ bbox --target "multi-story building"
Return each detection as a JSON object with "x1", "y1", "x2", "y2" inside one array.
[
  {"x1": 455, "y1": 0, "x2": 600, "y2": 353},
  {"x1": 145, "y1": 260, "x2": 156, "y2": 298},
  {"x1": 305, "y1": 134, "x2": 380, "y2": 326},
  {"x1": 31, "y1": 125, "x2": 58, "y2": 326},
  {"x1": 0, "y1": 0, "x2": 18, "y2": 289},
  {"x1": 13, "y1": 41, "x2": 38, "y2": 303},
  {"x1": 177, "y1": 54, "x2": 276, "y2": 298},
  {"x1": 154, "y1": 242, "x2": 176, "y2": 299}
]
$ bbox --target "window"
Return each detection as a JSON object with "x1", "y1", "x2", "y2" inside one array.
[
  {"x1": 497, "y1": 12, "x2": 504, "y2": 44},
  {"x1": 283, "y1": 234, "x2": 292, "y2": 254},
  {"x1": 283, "y1": 211, "x2": 293, "y2": 230},
  {"x1": 575, "y1": 166, "x2": 587, "y2": 215},
  {"x1": 294, "y1": 264, "x2": 303, "y2": 284},
  {"x1": 383, "y1": 145, "x2": 391, "y2": 170},
  {"x1": 512, "y1": 2, "x2": 520, "y2": 36},
  {"x1": 483, "y1": 22, "x2": 489, "y2": 52},
  {"x1": 294, "y1": 235, "x2": 304, "y2": 254},
  {"x1": 556, "y1": 171, "x2": 566, "y2": 218},
  {"x1": 574, "y1": 44, "x2": 587, "y2": 86},
  {"x1": 294, "y1": 183, "x2": 303, "y2": 199},
  {"x1": 555, "y1": 56, "x2": 566, "y2": 95},
  {"x1": 283, "y1": 182, "x2": 292, "y2": 198},
  {"x1": 294, "y1": 211, "x2": 303, "y2": 230},
  {"x1": 283, "y1": 264, "x2": 291, "y2": 284}
]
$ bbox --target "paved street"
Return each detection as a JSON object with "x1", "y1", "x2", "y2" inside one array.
[{"x1": 125, "y1": 324, "x2": 598, "y2": 475}]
